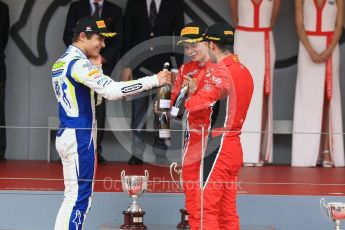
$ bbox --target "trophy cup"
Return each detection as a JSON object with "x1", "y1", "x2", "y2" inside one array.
[
  {"x1": 320, "y1": 198, "x2": 345, "y2": 230},
  {"x1": 120, "y1": 170, "x2": 149, "y2": 229},
  {"x1": 170, "y1": 162, "x2": 190, "y2": 229}
]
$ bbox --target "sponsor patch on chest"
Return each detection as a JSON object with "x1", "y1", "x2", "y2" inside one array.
[
  {"x1": 82, "y1": 62, "x2": 94, "y2": 71},
  {"x1": 186, "y1": 69, "x2": 199, "y2": 77},
  {"x1": 205, "y1": 67, "x2": 215, "y2": 77}
]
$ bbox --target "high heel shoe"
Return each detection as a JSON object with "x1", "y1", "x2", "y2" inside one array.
[
  {"x1": 322, "y1": 150, "x2": 333, "y2": 168},
  {"x1": 243, "y1": 161, "x2": 264, "y2": 167},
  {"x1": 322, "y1": 160, "x2": 333, "y2": 168}
]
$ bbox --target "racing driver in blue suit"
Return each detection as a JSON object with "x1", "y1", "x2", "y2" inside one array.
[{"x1": 51, "y1": 16, "x2": 171, "y2": 230}]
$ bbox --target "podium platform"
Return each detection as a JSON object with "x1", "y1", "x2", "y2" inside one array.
[
  {"x1": 1, "y1": 160, "x2": 344, "y2": 196},
  {"x1": 1, "y1": 160, "x2": 344, "y2": 230},
  {"x1": 100, "y1": 223, "x2": 276, "y2": 230},
  {"x1": 100, "y1": 223, "x2": 176, "y2": 230}
]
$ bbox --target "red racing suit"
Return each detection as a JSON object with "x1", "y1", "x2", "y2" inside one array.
[
  {"x1": 184, "y1": 55, "x2": 253, "y2": 230},
  {"x1": 170, "y1": 60, "x2": 214, "y2": 218}
]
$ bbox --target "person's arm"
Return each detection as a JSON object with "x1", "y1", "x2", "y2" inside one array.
[
  {"x1": 184, "y1": 70, "x2": 231, "y2": 112},
  {"x1": 71, "y1": 59, "x2": 170, "y2": 100},
  {"x1": 2, "y1": 3, "x2": 9, "y2": 50},
  {"x1": 319, "y1": 0, "x2": 344, "y2": 61},
  {"x1": 270, "y1": 0, "x2": 281, "y2": 27},
  {"x1": 229, "y1": 0, "x2": 238, "y2": 27},
  {"x1": 63, "y1": 3, "x2": 77, "y2": 47},
  {"x1": 295, "y1": 0, "x2": 323, "y2": 63}
]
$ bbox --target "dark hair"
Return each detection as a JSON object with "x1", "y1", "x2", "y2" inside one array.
[
  {"x1": 71, "y1": 28, "x2": 94, "y2": 43},
  {"x1": 213, "y1": 41, "x2": 233, "y2": 53}
]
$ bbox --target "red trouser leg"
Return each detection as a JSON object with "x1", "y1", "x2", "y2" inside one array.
[
  {"x1": 182, "y1": 131, "x2": 203, "y2": 218},
  {"x1": 218, "y1": 140, "x2": 242, "y2": 230},
  {"x1": 183, "y1": 161, "x2": 200, "y2": 214},
  {"x1": 188, "y1": 185, "x2": 202, "y2": 230},
  {"x1": 218, "y1": 175, "x2": 239, "y2": 230},
  {"x1": 189, "y1": 137, "x2": 242, "y2": 230}
]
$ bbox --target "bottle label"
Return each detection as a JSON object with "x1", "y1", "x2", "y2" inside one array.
[
  {"x1": 159, "y1": 99, "x2": 171, "y2": 109},
  {"x1": 170, "y1": 106, "x2": 179, "y2": 117},
  {"x1": 159, "y1": 129, "x2": 170, "y2": 138}
]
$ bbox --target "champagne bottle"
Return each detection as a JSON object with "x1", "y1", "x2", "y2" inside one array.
[
  {"x1": 170, "y1": 74, "x2": 192, "y2": 118},
  {"x1": 158, "y1": 111, "x2": 170, "y2": 140},
  {"x1": 157, "y1": 62, "x2": 171, "y2": 111},
  {"x1": 170, "y1": 85, "x2": 188, "y2": 118}
]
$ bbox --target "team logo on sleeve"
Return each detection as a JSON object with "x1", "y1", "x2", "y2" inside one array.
[
  {"x1": 211, "y1": 76, "x2": 222, "y2": 85},
  {"x1": 203, "y1": 84, "x2": 213, "y2": 92},
  {"x1": 54, "y1": 81, "x2": 61, "y2": 97},
  {"x1": 121, "y1": 83, "x2": 143, "y2": 93},
  {"x1": 97, "y1": 78, "x2": 111, "y2": 87},
  {"x1": 88, "y1": 69, "x2": 101, "y2": 77}
]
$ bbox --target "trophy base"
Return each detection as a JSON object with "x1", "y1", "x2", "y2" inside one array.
[
  {"x1": 177, "y1": 208, "x2": 190, "y2": 229},
  {"x1": 334, "y1": 220, "x2": 342, "y2": 230},
  {"x1": 120, "y1": 211, "x2": 147, "y2": 230}
]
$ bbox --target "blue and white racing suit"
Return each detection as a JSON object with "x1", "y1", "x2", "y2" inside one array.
[{"x1": 52, "y1": 45, "x2": 159, "y2": 230}]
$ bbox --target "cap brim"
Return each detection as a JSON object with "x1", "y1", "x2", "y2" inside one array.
[
  {"x1": 100, "y1": 32, "x2": 117, "y2": 38},
  {"x1": 176, "y1": 37, "x2": 203, "y2": 45}
]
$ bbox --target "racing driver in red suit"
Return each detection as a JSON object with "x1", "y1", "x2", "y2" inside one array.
[
  {"x1": 183, "y1": 23, "x2": 254, "y2": 230},
  {"x1": 170, "y1": 22, "x2": 213, "y2": 222}
]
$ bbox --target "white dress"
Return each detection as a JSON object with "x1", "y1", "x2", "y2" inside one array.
[
  {"x1": 234, "y1": 0, "x2": 276, "y2": 164},
  {"x1": 292, "y1": 0, "x2": 344, "y2": 167}
]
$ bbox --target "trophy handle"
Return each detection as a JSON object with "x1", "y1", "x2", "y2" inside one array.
[
  {"x1": 169, "y1": 162, "x2": 181, "y2": 188},
  {"x1": 143, "y1": 170, "x2": 149, "y2": 190},
  {"x1": 320, "y1": 198, "x2": 332, "y2": 221},
  {"x1": 144, "y1": 170, "x2": 149, "y2": 179},
  {"x1": 121, "y1": 170, "x2": 126, "y2": 179}
]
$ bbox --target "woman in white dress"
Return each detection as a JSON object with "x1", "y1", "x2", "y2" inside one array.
[
  {"x1": 292, "y1": 0, "x2": 344, "y2": 167},
  {"x1": 230, "y1": 0, "x2": 280, "y2": 165}
]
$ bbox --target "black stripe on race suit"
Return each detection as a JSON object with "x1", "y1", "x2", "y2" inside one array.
[
  {"x1": 202, "y1": 97, "x2": 228, "y2": 186},
  {"x1": 210, "y1": 97, "x2": 228, "y2": 130},
  {"x1": 203, "y1": 134, "x2": 223, "y2": 187}
]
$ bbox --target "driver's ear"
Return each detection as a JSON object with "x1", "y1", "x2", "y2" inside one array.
[
  {"x1": 210, "y1": 41, "x2": 215, "y2": 50},
  {"x1": 79, "y1": 32, "x2": 87, "y2": 41}
]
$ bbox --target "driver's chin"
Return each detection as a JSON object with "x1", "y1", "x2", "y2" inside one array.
[
  {"x1": 191, "y1": 55, "x2": 199, "y2": 62},
  {"x1": 210, "y1": 56, "x2": 217, "y2": 63},
  {"x1": 89, "y1": 51, "x2": 99, "y2": 59}
]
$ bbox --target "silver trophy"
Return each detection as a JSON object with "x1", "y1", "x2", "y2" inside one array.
[
  {"x1": 170, "y1": 162, "x2": 190, "y2": 229},
  {"x1": 320, "y1": 198, "x2": 345, "y2": 230},
  {"x1": 170, "y1": 162, "x2": 183, "y2": 191},
  {"x1": 120, "y1": 170, "x2": 149, "y2": 229}
]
